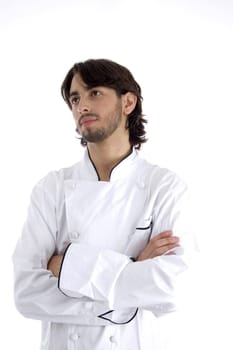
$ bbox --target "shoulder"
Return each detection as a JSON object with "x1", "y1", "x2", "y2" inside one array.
[
  {"x1": 137, "y1": 156, "x2": 187, "y2": 193},
  {"x1": 31, "y1": 162, "x2": 80, "y2": 201}
]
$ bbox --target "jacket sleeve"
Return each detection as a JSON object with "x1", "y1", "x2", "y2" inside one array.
[
  {"x1": 12, "y1": 174, "x2": 122, "y2": 325},
  {"x1": 59, "y1": 173, "x2": 198, "y2": 316}
]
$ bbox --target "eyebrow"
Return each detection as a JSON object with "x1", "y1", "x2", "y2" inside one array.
[
  {"x1": 68, "y1": 84, "x2": 91, "y2": 98},
  {"x1": 69, "y1": 91, "x2": 79, "y2": 98},
  {"x1": 69, "y1": 85, "x2": 103, "y2": 99}
]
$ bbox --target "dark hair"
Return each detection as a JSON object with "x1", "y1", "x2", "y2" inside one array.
[{"x1": 61, "y1": 58, "x2": 147, "y2": 149}]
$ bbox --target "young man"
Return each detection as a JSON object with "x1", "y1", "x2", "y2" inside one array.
[{"x1": 13, "y1": 59, "x2": 196, "y2": 349}]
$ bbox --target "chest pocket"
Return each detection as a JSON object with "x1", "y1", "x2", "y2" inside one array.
[{"x1": 124, "y1": 217, "x2": 152, "y2": 258}]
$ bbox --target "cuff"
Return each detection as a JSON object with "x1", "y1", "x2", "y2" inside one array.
[{"x1": 58, "y1": 243, "x2": 131, "y2": 306}]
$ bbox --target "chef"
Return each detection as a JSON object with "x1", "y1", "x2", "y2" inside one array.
[{"x1": 13, "y1": 58, "x2": 196, "y2": 350}]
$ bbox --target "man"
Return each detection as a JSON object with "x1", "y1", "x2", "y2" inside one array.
[{"x1": 13, "y1": 59, "x2": 196, "y2": 349}]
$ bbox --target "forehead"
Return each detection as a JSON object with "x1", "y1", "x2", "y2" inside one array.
[
  {"x1": 69, "y1": 73, "x2": 118, "y2": 98},
  {"x1": 70, "y1": 74, "x2": 88, "y2": 95}
]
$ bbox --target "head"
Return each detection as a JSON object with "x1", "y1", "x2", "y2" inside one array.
[{"x1": 61, "y1": 58, "x2": 147, "y2": 149}]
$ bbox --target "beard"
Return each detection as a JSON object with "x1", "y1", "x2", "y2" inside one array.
[
  {"x1": 76, "y1": 127, "x2": 108, "y2": 143},
  {"x1": 76, "y1": 102, "x2": 123, "y2": 143}
]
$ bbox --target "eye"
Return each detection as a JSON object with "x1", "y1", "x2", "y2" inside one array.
[
  {"x1": 70, "y1": 96, "x2": 80, "y2": 105},
  {"x1": 90, "y1": 89, "x2": 101, "y2": 97}
]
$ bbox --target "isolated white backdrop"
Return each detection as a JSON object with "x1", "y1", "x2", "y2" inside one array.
[{"x1": 1, "y1": 0, "x2": 233, "y2": 349}]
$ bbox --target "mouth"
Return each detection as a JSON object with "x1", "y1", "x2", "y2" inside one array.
[{"x1": 79, "y1": 115, "x2": 98, "y2": 127}]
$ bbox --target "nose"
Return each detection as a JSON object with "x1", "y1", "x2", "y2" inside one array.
[{"x1": 76, "y1": 97, "x2": 90, "y2": 114}]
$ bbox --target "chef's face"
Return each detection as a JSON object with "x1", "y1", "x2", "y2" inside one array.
[{"x1": 68, "y1": 73, "x2": 127, "y2": 144}]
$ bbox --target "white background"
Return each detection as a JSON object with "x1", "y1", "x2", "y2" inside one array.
[{"x1": 1, "y1": 0, "x2": 233, "y2": 349}]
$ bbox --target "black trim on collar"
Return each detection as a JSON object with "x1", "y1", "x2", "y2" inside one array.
[
  {"x1": 87, "y1": 149, "x2": 101, "y2": 181},
  {"x1": 108, "y1": 147, "x2": 133, "y2": 180},
  {"x1": 87, "y1": 147, "x2": 134, "y2": 182}
]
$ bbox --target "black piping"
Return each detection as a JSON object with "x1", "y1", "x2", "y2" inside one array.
[
  {"x1": 136, "y1": 224, "x2": 151, "y2": 230},
  {"x1": 136, "y1": 220, "x2": 153, "y2": 230},
  {"x1": 87, "y1": 147, "x2": 133, "y2": 181},
  {"x1": 98, "y1": 308, "x2": 138, "y2": 325},
  {"x1": 87, "y1": 149, "x2": 101, "y2": 181},
  {"x1": 58, "y1": 243, "x2": 72, "y2": 296},
  {"x1": 108, "y1": 147, "x2": 133, "y2": 180}
]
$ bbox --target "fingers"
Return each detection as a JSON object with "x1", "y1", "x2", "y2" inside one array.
[
  {"x1": 137, "y1": 231, "x2": 180, "y2": 261},
  {"x1": 151, "y1": 242, "x2": 179, "y2": 257},
  {"x1": 155, "y1": 230, "x2": 173, "y2": 240},
  {"x1": 154, "y1": 235, "x2": 179, "y2": 249}
]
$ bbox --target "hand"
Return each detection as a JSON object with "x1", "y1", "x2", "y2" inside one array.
[
  {"x1": 47, "y1": 255, "x2": 63, "y2": 277},
  {"x1": 136, "y1": 230, "x2": 179, "y2": 261}
]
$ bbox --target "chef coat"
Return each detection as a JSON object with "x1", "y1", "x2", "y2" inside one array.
[{"x1": 13, "y1": 148, "x2": 196, "y2": 350}]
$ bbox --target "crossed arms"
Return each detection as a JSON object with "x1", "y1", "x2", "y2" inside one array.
[
  {"x1": 48, "y1": 230, "x2": 180, "y2": 277},
  {"x1": 13, "y1": 171, "x2": 194, "y2": 324}
]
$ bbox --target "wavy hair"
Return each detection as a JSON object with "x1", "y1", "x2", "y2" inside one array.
[{"x1": 61, "y1": 59, "x2": 147, "y2": 149}]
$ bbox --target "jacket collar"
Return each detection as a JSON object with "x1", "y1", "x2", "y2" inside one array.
[{"x1": 79, "y1": 147, "x2": 138, "y2": 182}]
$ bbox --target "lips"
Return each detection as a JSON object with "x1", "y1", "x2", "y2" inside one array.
[{"x1": 79, "y1": 115, "x2": 98, "y2": 127}]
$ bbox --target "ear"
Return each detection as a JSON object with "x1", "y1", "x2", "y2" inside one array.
[{"x1": 122, "y1": 92, "x2": 137, "y2": 116}]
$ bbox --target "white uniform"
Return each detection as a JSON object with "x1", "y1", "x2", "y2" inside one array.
[{"x1": 13, "y1": 148, "x2": 196, "y2": 349}]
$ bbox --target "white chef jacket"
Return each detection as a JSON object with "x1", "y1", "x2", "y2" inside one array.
[{"x1": 13, "y1": 148, "x2": 196, "y2": 350}]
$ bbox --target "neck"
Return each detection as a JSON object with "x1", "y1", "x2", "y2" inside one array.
[{"x1": 87, "y1": 139, "x2": 132, "y2": 181}]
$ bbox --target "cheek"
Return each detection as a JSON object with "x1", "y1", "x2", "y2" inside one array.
[{"x1": 72, "y1": 111, "x2": 78, "y2": 123}]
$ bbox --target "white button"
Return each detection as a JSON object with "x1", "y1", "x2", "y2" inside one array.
[
  {"x1": 74, "y1": 232, "x2": 80, "y2": 238},
  {"x1": 69, "y1": 333, "x2": 80, "y2": 341},
  {"x1": 109, "y1": 335, "x2": 117, "y2": 343},
  {"x1": 70, "y1": 231, "x2": 80, "y2": 239},
  {"x1": 85, "y1": 303, "x2": 93, "y2": 310}
]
